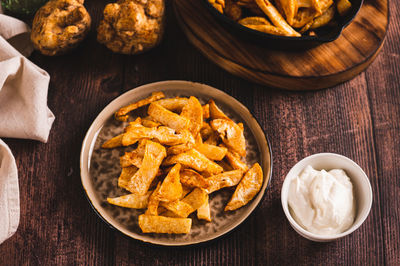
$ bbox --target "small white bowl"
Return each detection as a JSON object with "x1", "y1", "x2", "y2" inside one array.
[{"x1": 281, "y1": 153, "x2": 373, "y2": 242}]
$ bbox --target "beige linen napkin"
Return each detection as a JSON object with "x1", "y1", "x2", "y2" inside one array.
[
  {"x1": 0, "y1": 11, "x2": 55, "y2": 244},
  {"x1": 0, "y1": 139, "x2": 19, "y2": 245}
]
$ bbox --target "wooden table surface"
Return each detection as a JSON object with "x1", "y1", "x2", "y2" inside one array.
[{"x1": 1, "y1": 0, "x2": 399, "y2": 265}]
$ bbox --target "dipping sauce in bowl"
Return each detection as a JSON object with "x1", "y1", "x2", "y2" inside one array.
[
  {"x1": 281, "y1": 153, "x2": 372, "y2": 242},
  {"x1": 288, "y1": 165, "x2": 355, "y2": 235}
]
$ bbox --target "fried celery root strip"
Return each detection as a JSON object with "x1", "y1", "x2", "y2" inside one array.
[
  {"x1": 238, "y1": 16, "x2": 271, "y2": 26},
  {"x1": 274, "y1": 0, "x2": 297, "y2": 25},
  {"x1": 167, "y1": 143, "x2": 193, "y2": 155},
  {"x1": 180, "y1": 169, "x2": 210, "y2": 189},
  {"x1": 120, "y1": 151, "x2": 143, "y2": 168},
  {"x1": 102, "y1": 134, "x2": 124, "y2": 149},
  {"x1": 107, "y1": 191, "x2": 152, "y2": 209},
  {"x1": 158, "y1": 164, "x2": 183, "y2": 202},
  {"x1": 202, "y1": 104, "x2": 210, "y2": 119},
  {"x1": 336, "y1": 0, "x2": 351, "y2": 16},
  {"x1": 145, "y1": 182, "x2": 162, "y2": 216},
  {"x1": 200, "y1": 122, "x2": 213, "y2": 140},
  {"x1": 182, "y1": 188, "x2": 208, "y2": 210},
  {"x1": 118, "y1": 166, "x2": 138, "y2": 190},
  {"x1": 244, "y1": 24, "x2": 290, "y2": 36},
  {"x1": 255, "y1": 0, "x2": 301, "y2": 36},
  {"x1": 205, "y1": 170, "x2": 244, "y2": 194},
  {"x1": 115, "y1": 92, "x2": 165, "y2": 121},
  {"x1": 195, "y1": 137, "x2": 227, "y2": 161},
  {"x1": 127, "y1": 141, "x2": 166, "y2": 195},
  {"x1": 197, "y1": 194, "x2": 211, "y2": 222},
  {"x1": 138, "y1": 215, "x2": 192, "y2": 234},
  {"x1": 148, "y1": 102, "x2": 190, "y2": 133},
  {"x1": 225, "y1": 163, "x2": 264, "y2": 211},
  {"x1": 160, "y1": 200, "x2": 194, "y2": 218},
  {"x1": 160, "y1": 188, "x2": 207, "y2": 218},
  {"x1": 310, "y1": 6, "x2": 335, "y2": 29},
  {"x1": 224, "y1": 149, "x2": 249, "y2": 172},
  {"x1": 122, "y1": 124, "x2": 194, "y2": 146},
  {"x1": 142, "y1": 116, "x2": 161, "y2": 128},
  {"x1": 155, "y1": 97, "x2": 188, "y2": 112},
  {"x1": 209, "y1": 100, "x2": 230, "y2": 120},
  {"x1": 211, "y1": 119, "x2": 246, "y2": 157},
  {"x1": 181, "y1": 96, "x2": 203, "y2": 136},
  {"x1": 163, "y1": 149, "x2": 223, "y2": 175}
]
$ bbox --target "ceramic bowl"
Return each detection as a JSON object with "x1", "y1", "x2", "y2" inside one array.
[
  {"x1": 281, "y1": 153, "x2": 372, "y2": 241},
  {"x1": 80, "y1": 80, "x2": 272, "y2": 245}
]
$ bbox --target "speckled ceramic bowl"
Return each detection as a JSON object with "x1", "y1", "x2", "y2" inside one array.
[{"x1": 80, "y1": 80, "x2": 272, "y2": 246}]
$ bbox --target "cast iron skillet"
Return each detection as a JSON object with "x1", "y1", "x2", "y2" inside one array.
[{"x1": 202, "y1": 0, "x2": 363, "y2": 49}]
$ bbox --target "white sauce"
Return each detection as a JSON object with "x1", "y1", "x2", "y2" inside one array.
[{"x1": 288, "y1": 165, "x2": 355, "y2": 235}]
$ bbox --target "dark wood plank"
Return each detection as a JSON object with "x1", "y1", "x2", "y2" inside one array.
[
  {"x1": 364, "y1": 0, "x2": 400, "y2": 263},
  {"x1": 0, "y1": 0, "x2": 398, "y2": 264}
]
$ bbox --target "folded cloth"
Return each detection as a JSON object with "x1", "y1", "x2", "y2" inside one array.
[
  {"x1": 0, "y1": 139, "x2": 19, "y2": 245},
  {"x1": 0, "y1": 11, "x2": 55, "y2": 245},
  {"x1": 0, "y1": 15, "x2": 55, "y2": 142}
]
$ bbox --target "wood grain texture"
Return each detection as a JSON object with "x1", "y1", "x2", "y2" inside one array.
[
  {"x1": 174, "y1": 0, "x2": 388, "y2": 90},
  {"x1": 0, "y1": 0, "x2": 399, "y2": 265}
]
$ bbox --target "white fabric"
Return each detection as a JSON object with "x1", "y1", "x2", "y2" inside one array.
[
  {"x1": 0, "y1": 139, "x2": 19, "y2": 245},
  {"x1": 0, "y1": 12, "x2": 55, "y2": 244}
]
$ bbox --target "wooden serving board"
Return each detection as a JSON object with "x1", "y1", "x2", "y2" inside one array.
[{"x1": 173, "y1": 0, "x2": 388, "y2": 90}]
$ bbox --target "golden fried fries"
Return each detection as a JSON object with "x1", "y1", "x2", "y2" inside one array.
[
  {"x1": 158, "y1": 164, "x2": 183, "y2": 202},
  {"x1": 127, "y1": 140, "x2": 166, "y2": 195},
  {"x1": 145, "y1": 182, "x2": 162, "y2": 216},
  {"x1": 181, "y1": 96, "x2": 203, "y2": 136},
  {"x1": 197, "y1": 194, "x2": 211, "y2": 222},
  {"x1": 223, "y1": 147, "x2": 249, "y2": 172},
  {"x1": 156, "y1": 97, "x2": 188, "y2": 112},
  {"x1": 115, "y1": 92, "x2": 165, "y2": 121},
  {"x1": 205, "y1": 170, "x2": 244, "y2": 193},
  {"x1": 107, "y1": 191, "x2": 152, "y2": 209},
  {"x1": 239, "y1": 16, "x2": 271, "y2": 26},
  {"x1": 163, "y1": 149, "x2": 223, "y2": 175},
  {"x1": 180, "y1": 169, "x2": 210, "y2": 189},
  {"x1": 118, "y1": 166, "x2": 137, "y2": 190},
  {"x1": 122, "y1": 124, "x2": 193, "y2": 146},
  {"x1": 209, "y1": 99, "x2": 230, "y2": 120},
  {"x1": 102, "y1": 134, "x2": 123, "y2": 149},
  {"x1": 310, "y1": 6, "x2": 335, "y2": 29},
  {"x1": 139, "y1": 215, "x2": 192, "y2": 234},
  {"x1": 337, "y1": 0, "x2": 351, "y2": 16},
  {"x1": 105, "y1": 92, "x2": 266, "y2": 235},
  {"x1": 255, "y1": 0, "x2": 301, "y2": 36},
  {"x1": 225, "y1": 163, "x2": 263, "y2": 211},
  {"x1": 195, "y1": 142, "x2": 227, "y2": 161},
  {"x1": 211, "y1": 119, "x2": 246, "y2": 157},
  {"x1": 202, "y1": 104, "x2": 210, "y2": 119},
  {"x1": 148, "y1": 102, "x2": 190, "y2": 133}
]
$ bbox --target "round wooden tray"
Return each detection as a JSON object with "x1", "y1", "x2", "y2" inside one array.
[{"x1": 174, "y1": 0, "x2": 388, "y2": 90}]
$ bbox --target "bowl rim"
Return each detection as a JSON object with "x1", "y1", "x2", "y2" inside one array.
[
  {"x1": 80, "y1": 80, "x2": 273, "y2": 246},
  {"x1": 281, "y1": 152, "x2": 373, "y2": 241},
  {"x1": 203, "y1": 0, "x2": 364, "y2": 43}
]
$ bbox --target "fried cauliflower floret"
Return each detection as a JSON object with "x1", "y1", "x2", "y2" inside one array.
[
  {"x1": 31, "y1": 0, "x2": 91, "y2": 56},
  {"x1": 97, "y1": 0, "x2": 165, "y2": 55}
]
